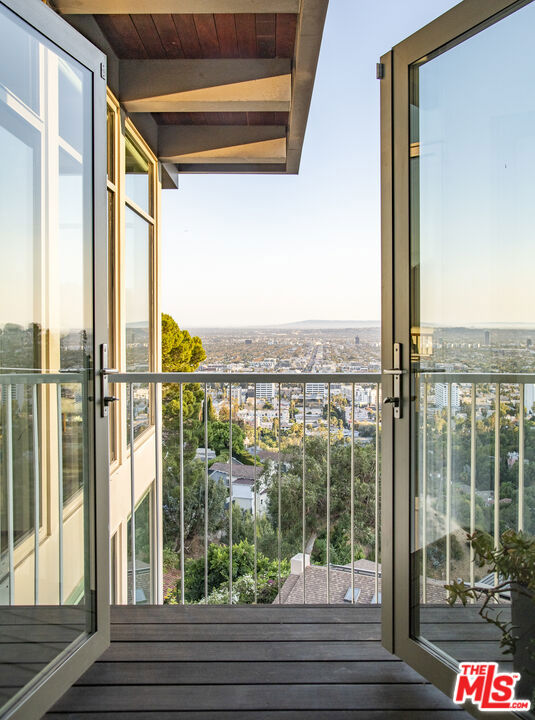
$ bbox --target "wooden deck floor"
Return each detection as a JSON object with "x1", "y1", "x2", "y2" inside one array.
[{"x1": 43, "y1": 605, "x2": 474, "y2": 719}]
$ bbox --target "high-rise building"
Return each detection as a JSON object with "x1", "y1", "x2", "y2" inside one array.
[
  {"x1": 434, "y1": 383, "x2": 460, "y2": 410},
  {"x1": 256, "y1": 383, "x2": 276, "y2": 400},
  {"x1": 525, "y1": 384, "x2": 535, "y2": 413},
  {"x1": 306, "y1": 382, "x2": 327, "y2": 399}
]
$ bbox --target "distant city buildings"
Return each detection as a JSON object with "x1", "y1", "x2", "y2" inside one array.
[
  {"x1": 306, "y1": 382, "x2": 326, "y2": 399},
  {"x1": 434, "y1": 383, "x2": 460, "y2": 410},
  {"x1": 525, "y1": 384, "x2": 535, "y2": 413},
  {"x1": 256, "y1": 383, "x2": 276, "y2": 400}
]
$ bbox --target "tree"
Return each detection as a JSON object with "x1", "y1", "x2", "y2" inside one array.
[
  {"x1": 208, "y1": 421, "x2": 254, "y2": 464},
  {"x1": 163, "y1": 453, "x2": 227, "y2": 554},
  {"x1": 162, "y1": 313, "x2": 205, "y2": 372},
  {"x1": 166, "y1": 539, "x2": 290, "y2": 604},
  {"x1": 161, "y1": 313, "x2": 206, "y2": 422},
  {"x1": 162, "y1": 313, "x2": 214, "y2": 555},
  {"x1": 265, "y1": 437, "x2": 376, "y2": 558}
]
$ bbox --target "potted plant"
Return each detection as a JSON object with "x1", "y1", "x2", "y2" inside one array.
[{"x1": 445, "y1": 529, "x2": 535, "y2": 700}]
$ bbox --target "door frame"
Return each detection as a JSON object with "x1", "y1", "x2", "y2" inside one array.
[
  {"x1": 380, "y1": 0, "x2": 531, "y2": 713},
  {"x1": 1, "y1": 1, "x2": 109, "y2": 718}
]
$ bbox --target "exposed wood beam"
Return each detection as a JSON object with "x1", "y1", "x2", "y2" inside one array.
[
  {"x1": 158, "y1": 125, "x2": 286, "y2": 163},
  {"x1": 176, "y1": 163, "x2": 287, "y2": 174},
  {"x1": 56, "y1": 0, "x2": 299, "y2": 13},
  {"x1": 160, "y1": 162, "x2": 179, "y2": 189},
  {"x1": 120, "y1": 59, "x2": 291, "y2": 113},
  {"x1": 286, "y1": 0, "x2": 328, "y2": 174}
]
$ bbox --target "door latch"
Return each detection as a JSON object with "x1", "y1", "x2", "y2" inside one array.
[
  {"x1": 100, "y1": 344, "x2": 119, "y2": 417},
  {"x1": 383, "y1": 342, "x2": 405, "y2": 419}
]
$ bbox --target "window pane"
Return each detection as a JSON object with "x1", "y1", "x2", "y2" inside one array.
[
  {"x1": 0, "y1": 6, "x2": 39, "y2": 113},
  {"x1": 125, "y1": 135, "x2": 150, "y2": 214},
  {"x1": 59, "y1": 148, "x2": 87, "y2": 504},
  {"x1": 125, "y1": 206, "x2": 151, "y2": 441},
  {"x1": 58, "y1": 58, "x2": 84, "y2": 153},
  {"x1": 127, "y1": 490, "x2": 153, "y2": 604}
]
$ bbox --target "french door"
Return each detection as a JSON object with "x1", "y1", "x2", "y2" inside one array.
[
  {"x1": 0, "y1": 1, "x2": 109, "y2": 718},
  {"x1": 382, "y1": 0, "x2": 535, "y2": 712}
]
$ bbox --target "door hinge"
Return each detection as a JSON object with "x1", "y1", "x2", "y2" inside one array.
[
  {"x1": 376, "y1": 62, "x2": 385, "y2": 80},
  {"x1": 100, "y1": 62, "x2": 106, "y2": 81}
]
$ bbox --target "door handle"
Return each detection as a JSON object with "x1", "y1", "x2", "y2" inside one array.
[
  {"x1": 100, "y1": 344, "x2": 119, "y2": 417},
  {"x1": 383, "y1": 342, "x2": 403, "y2": 419}
]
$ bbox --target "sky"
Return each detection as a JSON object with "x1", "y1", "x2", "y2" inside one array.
[
  {"x1": 417, "y1": 1, "x2": 535, "y2": 327},
  {"x1": 161, "y1": 0, "x2": 460, "y2": 329}
]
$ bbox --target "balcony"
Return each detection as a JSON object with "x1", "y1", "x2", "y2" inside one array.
[
  {"x1": 44, "y1": 604, "x2": 471, "y2": 718},
  {"x1": 1, "y1": 370, "x2": 529, "y2": 717}
]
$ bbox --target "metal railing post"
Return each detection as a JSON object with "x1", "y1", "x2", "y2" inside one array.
[
  {"x1": 277, "y1": 383, "x2": 281, "y2": 604},
  {"x1": 6, "y1": 387, "x2": 14, "y2": 605},
  {"x1": 179, "y1": 383, "x2": 185, "y2": 605},
  {"x1": 446, "y1": 383, "x2": 452, "y2": 587},
  {"x1": 204, "y1": 383, "x2": 209, "y2": 602},
  {"x1": 470, "y1": 383, "x2": 476, "y2": 597},
  {"x1": 422, "y1": 383, "x2": 428, "y2": 604},
  {"x1": 229, "y1": 383, "x2": 233, "y2": 603},
  {"x1": 351, "y1": 383, "x2": 355, "y2": 604},
  {"x1": 518, "y1": 383, "x2": 525, "y2": 532},
  {"x1": 154, "y1": 382, "x2": 161, "y2": 604},
  {"x1": 494, "y1": 383, "x2": 501, "y2": 582},
  {"x1": 326, "y1": 383, "x2": 331, "y2": 604},
  {"x1": 57, "y1": 384, "x2": 64, "y2": 605},
  {"x1": 375, "y1": 383, "x2": 380, "y2": 603},
  {"x1": 254, "y1": 386, "x2": 258, "y2": 603},
  {"x1": 129, "y1": 383, "x2": 137, "y2": 605},
  {"x1": 302, "y1": 383, "x2": 306, "y2": 603},
  {"x1": 32, "y1": 384, "x2": 40, "y2": 605}
]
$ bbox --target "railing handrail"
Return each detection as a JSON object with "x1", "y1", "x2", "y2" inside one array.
[
  {"x1": 420, "y1": 371, "x2": 535, "y2": 384},
  {"x1": 0, "y1": 372, "x2": 85, "y2": 384},
  {"x1": 112, "y1": 370, "x2": 535, "y2": 385},
  {"x1": 112, "y1": 371, "x2": 382, "y2": 384}
]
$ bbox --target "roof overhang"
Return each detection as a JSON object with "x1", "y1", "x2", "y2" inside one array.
[{"x1": 57, "y1": 0, "x2": 328, "y2": 177}]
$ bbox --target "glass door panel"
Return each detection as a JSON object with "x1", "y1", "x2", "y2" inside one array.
[
  {"x1": 0, "y1": 1, "x2": 108, "y2": 715},
  {"x1": 408, "y1": 0, "x2": 535, "y2": 704}
]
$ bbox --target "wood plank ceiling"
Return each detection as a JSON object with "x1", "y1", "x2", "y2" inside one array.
[
  {"x1": 96, "y1": 13, "x2": 294, "y2": 130},
  {"x1": 95, "y1": 13, "x2": 297, "y2": 59},
  {"x1": 59, "y1": 3, "x2": 328, "y2": 174}
]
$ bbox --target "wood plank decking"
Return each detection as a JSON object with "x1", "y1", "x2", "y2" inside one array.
[{"x1": 43, "y1": 605, "x2": 475, "y2": 719}]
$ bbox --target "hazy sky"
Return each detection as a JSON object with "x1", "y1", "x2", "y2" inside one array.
[
  {"x1": 161, "y1": 0, "x2": 459, "y2": 328},
  {"x1": 417, "y1": 1, "x2": 535, "y2": 326}
]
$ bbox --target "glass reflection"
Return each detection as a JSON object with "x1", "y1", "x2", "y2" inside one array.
[
  {"x1": 0, "y1": 2, "x2": 93, "y2": 709},
  {"x1": 125, "y1": 135, "x2": 150, "y2": 213},
  {"x1": 125, "y1": 207, "x2": 151, "y2": 441},
  {"x1": 410, "y1": 1, "x2": 535, "y2": 703},
  {"x1": 127, "y1": 489, "x2": 153, "y2": 604}
]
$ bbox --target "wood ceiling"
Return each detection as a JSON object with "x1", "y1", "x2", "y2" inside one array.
[
  {"x1": 59, "y1": 2, "x2": 328, "y2": 176},
  {"x1": 95, "y1": 13, "x2": 297, "y2": 59}
]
